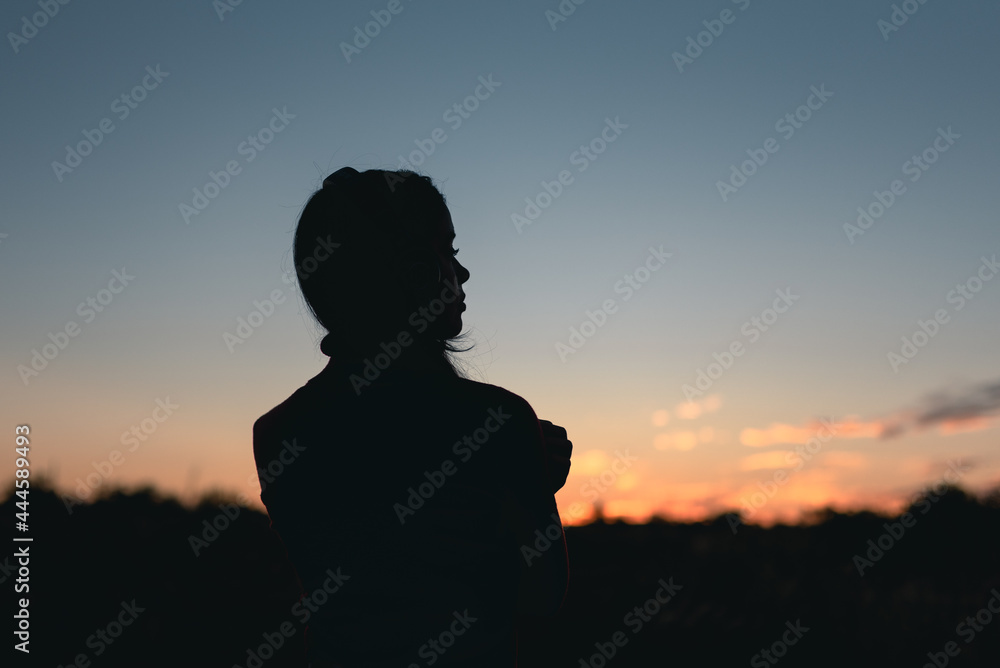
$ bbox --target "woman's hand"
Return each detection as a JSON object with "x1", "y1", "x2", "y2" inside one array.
[{"x1": 538, "y1": 419, "x2": 572, "y2": 493}]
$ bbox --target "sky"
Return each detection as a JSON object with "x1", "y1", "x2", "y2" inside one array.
[{"x1": 2, "y1": 0, "x2": 999, "y2": 526}]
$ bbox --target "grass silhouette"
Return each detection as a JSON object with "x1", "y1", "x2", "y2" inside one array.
[{"x1": 4, "y1": 479, "x2": 998, "y2": 666}]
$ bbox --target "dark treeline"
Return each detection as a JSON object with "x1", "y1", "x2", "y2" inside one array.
[{"x1": 4, "y1": 480, "x2": 999, "y2": 667}]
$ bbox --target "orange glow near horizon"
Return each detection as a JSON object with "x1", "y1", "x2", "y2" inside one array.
[
  {"x1": 938, "y1": 415, "x2": 996, "y2": 435},
  {"x1": 16, "y1": 392, "x2": 1000, "y2": 530}
]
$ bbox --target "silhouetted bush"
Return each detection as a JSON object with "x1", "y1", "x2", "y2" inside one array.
[{"x1": 3, "y1": 481, "x2": 998, "y2": 666}]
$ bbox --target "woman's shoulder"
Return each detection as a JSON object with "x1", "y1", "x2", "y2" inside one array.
[
  {"x1": 252, "y1": 381, "x2": 325, "y2": 451},
  {"x1": 451, "y1": 377, "x2": 539, "y2": 422},
  {"x1": 252, "y1": 362, "x2": 354, "y2": 436},
  {"x1": 252, "y1": 372, "x2": 540, "y2": 439}
]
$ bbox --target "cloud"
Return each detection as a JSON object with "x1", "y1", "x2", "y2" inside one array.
[
  {"x1": 740, "y1": 451, "x2": 792, "y2": 471},
  {"x1": 875, "y1": 380, "x2": 1000, "y2": 439},
  {"x1": 738, "y1": 379, "x2": 1000, "y2": 447},
  {"x1": 740, "y1": 417, "x2": 864, "y2": 447},
  {"x1": 675, "y1": 394, "x2": 721, "y2": 420},
  {"x1": 653, "y1": 425, "x2": 717, "y2": 451},
  {"x1": 654, "y1": 431, "x2": 698, "y2": 451},
  {"x1": 938, "y1": 416, "x2": 993, "y2": 435},
  {"x1": 909, "y1": 380, "x2": 1000, "y2": 433}
]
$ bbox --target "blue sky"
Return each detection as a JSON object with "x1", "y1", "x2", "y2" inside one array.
[{"x1": 2, "y1": 0, "x2": 998, "y2": 522}]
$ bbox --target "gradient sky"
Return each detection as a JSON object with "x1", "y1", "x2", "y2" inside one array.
[{"x1": 3, "y1": 0, "x2": 999, "y2": 525}]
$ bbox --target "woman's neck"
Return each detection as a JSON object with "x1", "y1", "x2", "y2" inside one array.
[{"x1": 321, "y1": 333, "x2": 456, "y2": 379}]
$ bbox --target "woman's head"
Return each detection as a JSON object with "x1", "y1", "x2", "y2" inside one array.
[{"x1": 293, "y1": 167, "x2": 470, "y2": 370}]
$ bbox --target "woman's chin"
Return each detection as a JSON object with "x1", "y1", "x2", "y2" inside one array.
[{"x1": 444, "y1": 314, "x2": 463, "y2": 338}]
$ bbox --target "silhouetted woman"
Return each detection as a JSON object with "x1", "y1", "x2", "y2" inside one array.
[{"x1": 253, "y1": 167, "x2": 570, "y2": 667}]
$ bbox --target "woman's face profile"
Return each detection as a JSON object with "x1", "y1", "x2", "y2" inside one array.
[{"x1": 427, "y1": 207, "x2": 470, "y2": 339}]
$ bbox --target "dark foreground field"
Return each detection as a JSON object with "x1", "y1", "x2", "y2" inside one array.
[{"x1": 4, "y1": 481, "x2": 999, "y2": 667}]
